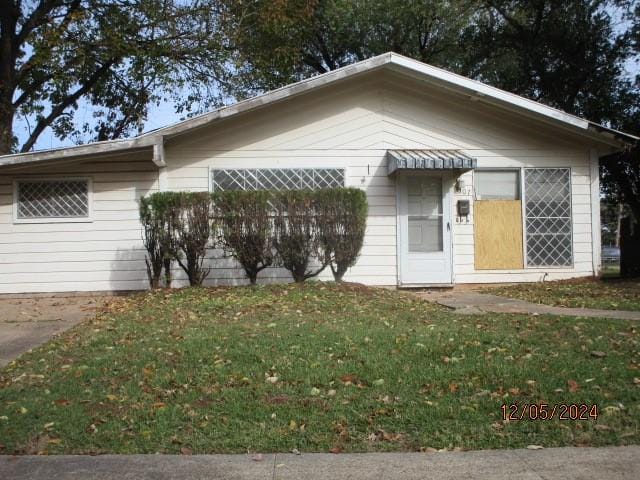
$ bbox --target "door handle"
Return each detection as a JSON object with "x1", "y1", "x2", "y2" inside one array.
[{"x1": 447, "y1": 222, "x2": 451, "y2": 231}]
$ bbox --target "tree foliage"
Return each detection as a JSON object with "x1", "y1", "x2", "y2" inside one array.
[
  {"x1": 219, "y1": 0, "x2": 479, "y2": 96},
  {"x1": 0, "y1": 0, "x2": 224, "y2": 154}
]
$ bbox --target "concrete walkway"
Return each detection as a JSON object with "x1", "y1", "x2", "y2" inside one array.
[
  {"x1": 1, "y1": 446, "x2": 639, "y2": 479},
  {"x1": 417, "y1": 290, "x2": 640, "y2": 320}
]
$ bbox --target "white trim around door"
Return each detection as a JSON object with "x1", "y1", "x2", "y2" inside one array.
[{"x1": 397, "y1": 173, "x2": 453, "y2": 286}]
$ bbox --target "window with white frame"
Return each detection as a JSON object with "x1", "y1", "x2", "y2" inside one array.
[
  {"x1": 211, "y1": 168, "x2": 345, "y2": 191},
  {"x1": 524, "y1": 168, "x2": 573, "y2": 267},
  {"x1": 15, "y1": 178, "x2": 91, "y2": 221}
]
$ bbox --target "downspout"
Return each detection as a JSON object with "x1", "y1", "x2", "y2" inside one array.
[
  {"x1": 153, "y1": 136, "x2": 168, "y2": 191},
  {"x1": 589, "y1": 149, "x2": 602, "y2": 276}
]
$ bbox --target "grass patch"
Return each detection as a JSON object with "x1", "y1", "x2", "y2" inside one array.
[
  {"x1": 486, "y1": 278, "x2": 640, "y2": 311},
  {"x1": 1, "y1": 283, "x2": 639, "y2": 454}
]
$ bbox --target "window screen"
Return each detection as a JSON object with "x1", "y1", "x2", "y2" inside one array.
[
  {"x1": 524, "y1": 168, "x2": 573, "y2": 267},
  {"x1": 474, "y1": 170, "x2": 520, "y2": 200},
  {"x1": 16, "y1": 179, "x2": 90, "y2": 219},
  {"x1": 211, "y1": 168, "x2": 345, "y2": 191}
]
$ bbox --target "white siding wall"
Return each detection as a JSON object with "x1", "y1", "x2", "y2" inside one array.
[
  {"x1": 0, "y1": 157, "x2": 158, "y2": 293},
  {"x1": 0, "y1": 72, "x2": 603, "y2": 293}
]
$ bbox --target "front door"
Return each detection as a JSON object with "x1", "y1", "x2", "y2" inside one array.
[{"x1": 398, "y1": 175, "x2": 452, "y2": 285}]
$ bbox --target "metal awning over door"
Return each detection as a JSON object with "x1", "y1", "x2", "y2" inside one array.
[{"x1": 387, "y1": 149, "x2": 477, "y2": 175}]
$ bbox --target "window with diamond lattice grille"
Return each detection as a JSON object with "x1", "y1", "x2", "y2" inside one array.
[
  {"x1": 524, "y1": 168, "x2": 573, "y2": 267},
  {"x1": 16, "y1": 179, "x2": 90, "y2": 219},
  {"x1": 211, "y1": 168, "x2": 345, "y2": 191}
]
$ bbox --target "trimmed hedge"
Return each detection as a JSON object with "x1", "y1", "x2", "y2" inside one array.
[
  {"x1": 139, "y1": 193, "x2": 176, "y2": 288},
  {"x1": 213, "y1": 190, "x2": 275, "y2": 285},
  {"x1": 315, "y1": 188, "x2": 368, "y2": 281},
  {"x1": 140, "y1": 191, "x2": 212, "y2": 287},
  {"x1": 139, "y1": 188, "x2": 368, "y2": 286},
  {"x1": 273, "y1": 190, "x2": 326, "y2": 283}
]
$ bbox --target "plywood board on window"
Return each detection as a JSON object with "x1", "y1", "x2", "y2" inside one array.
[{"x1": 474, "y1": 200, "x2": 524, "y2": 270}]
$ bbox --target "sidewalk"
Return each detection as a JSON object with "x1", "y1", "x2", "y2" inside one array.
[
  {"x1": 417, "y1": 290, "x2": 640, "y2": 320},
  {"x1": 1, "y1": 446, "x2": 639, "y2": 479}
]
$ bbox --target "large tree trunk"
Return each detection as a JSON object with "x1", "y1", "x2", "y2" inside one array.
[
  {"x1": 620, "y1": 217, "x2": 640, "y2": 278},
  {"x1": 0, "y1": 101, "x2": 14, "y2": 155},
  {"x1": 0, "y1": 0, "x2": 19, "y2": 155}
]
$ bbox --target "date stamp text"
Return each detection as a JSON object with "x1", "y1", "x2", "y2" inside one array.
[{"x1": 501, "y1": 403, "x2": 599, "y2": 421}]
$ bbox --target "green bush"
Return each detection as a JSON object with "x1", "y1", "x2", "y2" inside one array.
[
  {"x1": 316, "y1": 188, "x2": 368, "y2": 281},
  {"x1": 139, "y1": 192, "x2": 178, "y2": 288},
  {"x1": 273, "y1": 190, "x2": 327, "y2": 282},
  {"x1": 212, "y1": 190, "x2": 275, "y2": 285},
  {"x1": 140, "y1": 191, "x2": 212, "y2": 288},
  {"x1": 172, "y1": 192, "x2": 213, "y2": 286},
  {"x1": 140, "y1": 188, "x2": 368, "y2": 287}
]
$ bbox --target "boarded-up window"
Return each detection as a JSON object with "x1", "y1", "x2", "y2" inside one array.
[
  {"x1": 474, "y1": 170, "x2": 523, "y2": 270},
  {"x1": 524, "y1": 168, "x2": 573, "y2": 267}
]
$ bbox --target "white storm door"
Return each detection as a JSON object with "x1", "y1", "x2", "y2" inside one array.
[{"x1": 398, "y1": 175, "x2": 452, "y2": 285}]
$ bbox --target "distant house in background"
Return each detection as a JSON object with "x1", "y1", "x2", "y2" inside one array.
[{"x1": 0, "y1": 53, "x2": 637, "y2": 294}]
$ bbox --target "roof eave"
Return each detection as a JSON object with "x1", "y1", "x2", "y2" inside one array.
[{"x1": 0, "y1": 138, "x2": 156, "y2": 169}]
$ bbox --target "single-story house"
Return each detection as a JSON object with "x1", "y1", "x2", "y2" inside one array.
[{"x1": 0, "y1": 52, "x2": 637, "y2": 294}]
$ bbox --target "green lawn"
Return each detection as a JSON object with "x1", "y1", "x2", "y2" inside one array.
[
  {"x1": 486, "y1": 278, "x2": 640, "y2": 311},
  {"x1": 1, "y1": 283, "x2": 639, "y2": 454}
]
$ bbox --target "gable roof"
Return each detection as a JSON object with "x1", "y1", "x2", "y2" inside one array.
[{"x1": 1, "y1": 52, "x2": 637, "y2": 168}]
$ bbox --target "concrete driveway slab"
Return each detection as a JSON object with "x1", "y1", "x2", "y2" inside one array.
[{"x1": 0, "y1": 296, "x2": 107, "y2": 367}]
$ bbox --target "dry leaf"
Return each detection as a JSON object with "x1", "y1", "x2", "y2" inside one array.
[
  {"x1": 180, "y1": 447, "x2": 193, "y2": 455},
  {"x1": 567, "y1": 380, "x2": 579, "y2": 393},
  {"x1": 340, "y1": 374, "x2": 356, "y2": 385}
]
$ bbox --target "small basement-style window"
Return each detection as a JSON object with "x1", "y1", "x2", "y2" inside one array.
[
  {"x1": 474, "y1": 170, "x2": 520, "y2": 200},
  {"x1": 211, "y1": 168, "x2": 345, "y2": 191},
  {"x1": 15, "y1": 178, "x2": 91, "y2": 222}
]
